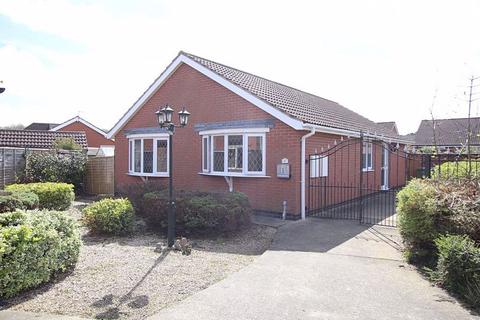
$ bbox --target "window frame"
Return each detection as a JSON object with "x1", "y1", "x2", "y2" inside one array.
[
  {"x1": 310, "y1": 155, "x2": 328, "y2": 178},
  {"x1": 362, "y1": 141, "x2": 374, "y2": 171},
  {"x1": 127, "y1": 134, "x2": 170, "y2": 177},
  {"x1": 201, "y1": 130, "x2": 267, "y2": 177}
]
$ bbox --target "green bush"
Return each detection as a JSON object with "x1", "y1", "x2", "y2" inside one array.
[
  {"x1": 6, "y1": 183, "x2": 75, "y2": 211},
  {"x1": 0, "y1": 210, "x2": 81, "y2": 298},
  {"x1": 0, "y1": 190, "x2": 39, "y2": 213},
  {"x1": 397, "y1": 179, "x2": 438, "y2": 262},
  {"x1": 116, "y1": 181, "x2": 164, "y2": 214},
  {"x1": 431, "y1": 161, "x2": 480, "y2": 179},
  {"x1": 141, "y1": 191, "x2": 252, "y2": 234},
  {"x1": 83, "y1": 198, "x2": 135, "y2": 235},
  {"x1": 25, "y1": 151, "x2": 87, "y2": 193},
  {"x1": 433, "y1": 235, "x2": 480, "y2": 308},
  {"x1": 53, "y1": 137, "x2": 82, "y2": 151}
]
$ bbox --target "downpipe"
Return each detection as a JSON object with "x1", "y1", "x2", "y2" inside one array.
[{"x1": 301, "y1": 127, "x2": 316, "y2": 220}]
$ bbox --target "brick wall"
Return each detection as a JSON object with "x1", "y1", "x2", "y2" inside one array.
[
  {"x1": 114, "y1": 63, "x2": 304, "y2": 216},
  {"x1": 57, "y1": 122, "x2": 114, "y2": 148}
]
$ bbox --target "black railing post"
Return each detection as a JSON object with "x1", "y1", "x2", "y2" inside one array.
[{"x1": 359, "y1": 132, "x2": 364, "y2": 223}]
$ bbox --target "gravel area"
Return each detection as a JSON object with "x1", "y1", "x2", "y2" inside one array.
[{"x1": 4, "y1": 200, "x2": 276, "y2": 319}]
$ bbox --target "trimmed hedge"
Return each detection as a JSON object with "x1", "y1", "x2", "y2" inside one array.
[
  {"x1": 0, "y1": 210, "x2": 81, "y2": 298},
  {"x1": 431, "y1": 161, "x2": 480, "y2": 179},
  {"x1": 141, "y1": 191, "x2": 252, "y2": 233},
  {"x1": 433, "y1": 235, "x2": 480, "y2": 308},
  {"x1": 6, "y1": 183, "x2": 75, "y2": 211},
  {"x1": 83, "y1": 198, "x2": 135, "y2": 235},
  {"x1": 24, "y1": 151, "x2": 87, "y2": 193},
  {"x1": 0, "y1": 190, "x2": 39, "y2": 213}
]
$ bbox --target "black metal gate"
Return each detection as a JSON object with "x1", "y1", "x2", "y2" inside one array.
[{"x1": 306, "y1": 135, "x2": 421, "y2": 227}]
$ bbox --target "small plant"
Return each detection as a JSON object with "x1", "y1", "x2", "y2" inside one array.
[
  {"x1": 0, "y1": 210, "x2": 81, "y2": 298},
  {"x1": 0, "y1": 190, "x2": 39, "y2": 213},
  {"x1": 53, "y1": 137, "x2": 82, "y2": 151},
  {"x1": 432, "y1": 235, "x2": 480, "y2": 308},
  {"x1": 174, "y1": 237, "x2": 192, "y2": 255},
  {"x1": 83, "y1": 198, "x2": 135, "y2": 235},
  {"x1": 6, "y1": 182, "x2": 75, "y2": 211}
]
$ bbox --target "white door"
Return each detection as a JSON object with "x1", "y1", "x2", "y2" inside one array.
[{"x1": 381, "y1": 146, "x2": 389, "y2": 190}]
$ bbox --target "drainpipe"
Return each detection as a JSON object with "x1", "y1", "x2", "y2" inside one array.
[{"x1": 301, "y1": 127, "x2": 316, "y2": 220}]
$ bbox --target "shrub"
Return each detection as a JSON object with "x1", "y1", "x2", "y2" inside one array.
[
  {"x1": 431, "y1": 161, "x2": 480, "y2": 179},
  {"x1": 432, "y1": 235, "x2": 480, "y2": 308},
  {"x1": 116, "y1": 181, "x2": 165, "y2": 213},
  {"x1": 397, "y1": 179, "x2": 438, "y2": 262},
  {"x1": 6, "y1": 183, "x2": 74, "y2": 211},
  {"x1": 0, "y1": 190, "x2": 39, "y2": 213},
  {"x1": 0, "y1": 210, "x2": 81, "y2": 298},
  {"x1": 141, "y1": 191, "x2": 252, "y2": 234},
  {"x1": 25, "y1": 151, "x2": 87, "y2": 193},
  {"x1": 53, "y1": 137, "x2": 81, "y2": 151},
  {"x1": 83, "y1": 198, "x2": 135, "y2": 235}
]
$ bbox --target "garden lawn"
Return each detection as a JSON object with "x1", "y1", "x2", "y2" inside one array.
[{"x1": 4, "y1": 200, "x2": 276, "y2": 320}]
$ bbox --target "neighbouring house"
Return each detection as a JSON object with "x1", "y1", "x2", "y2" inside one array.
[
  {"x1": 24, "y1": 122, "x2": 60, "y2": 130},
  {"x1": 107, "y1": 51, "x2": 411, "y2": 219},
  {"x1": 0, "y1": 130, "x2": 87, "y2": 188},
  {"x1": 376, "y1": 121, "x2": 399, "y2": 136},
  {"x1": 50, "y1": 116, "x2": 115, "y2": 156},
  {"x1": 413, "y1": 117, "x2": 480, "y2": 153}
]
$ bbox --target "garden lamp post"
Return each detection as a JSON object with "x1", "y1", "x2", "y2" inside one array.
[{"x1": 156, "y1": 105, "x2": 191, "y2": 247}]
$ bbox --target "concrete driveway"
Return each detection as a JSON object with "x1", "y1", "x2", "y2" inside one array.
[{"x1": 150, "y1": 218, "x2": 478, "y2": 320}]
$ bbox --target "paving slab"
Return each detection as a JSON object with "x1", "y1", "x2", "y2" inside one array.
[
  {"x1": 150, "y1": 218, "x2": 478, "y2": 320},
  {"x1": 0, "y1": 310, "x2": 90, "y2": 320}
]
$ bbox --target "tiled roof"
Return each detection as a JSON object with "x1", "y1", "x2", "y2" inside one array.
[
  {"x1": 0, "y1": 130, "x2": 88, "y2": 149},
  {"x1": 376, "y1": 121, "x2": 398, "y2": 135},
  {"x1": 184, "y1": 52, "x2": 402, "y2": 139},
  {"x1": 414, "y1": 118, "x2": 480, "y2": 146},
  {"x1": 24, "y1": 122, "x2": 60, "y2": 130}
]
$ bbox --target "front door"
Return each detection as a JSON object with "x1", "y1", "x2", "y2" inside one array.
[{"x1": 381, "y1": 146, "x2": 389, "y2": 190}]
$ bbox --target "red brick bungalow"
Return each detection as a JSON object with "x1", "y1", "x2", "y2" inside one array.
[
  {"x1": 51, "y1": 116, "x2": 114, "y2": 155},
  {"x1": 107, "y1": 52, "x2": 410, "y2": 220}
]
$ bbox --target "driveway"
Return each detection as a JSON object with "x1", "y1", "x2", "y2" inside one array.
[{"x1": 150, "y1": 218, "x2": 478, "y2": 320}]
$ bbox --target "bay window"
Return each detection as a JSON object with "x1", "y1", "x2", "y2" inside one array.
[
  {"x1": 128, "y1": 136, "x2": 169, "y2": 176},
  {"x1": 201, "y1": 131, "x2": 266, "y2": 176}
]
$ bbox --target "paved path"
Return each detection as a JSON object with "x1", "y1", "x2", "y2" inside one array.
[
  {"x1": 0, "y1": 310, "x2": 89, "y2": 320},
  {"x1": 151, "y1": 218, "x2": 478, "y2": 320}
]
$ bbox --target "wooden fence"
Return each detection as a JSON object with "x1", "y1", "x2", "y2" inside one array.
[
  {"x1": 85, "y1": 156, "x2": 114, "y2": 195},
  {"x1": 0, "y1": 148, "x2": 26, "y2": 189}
]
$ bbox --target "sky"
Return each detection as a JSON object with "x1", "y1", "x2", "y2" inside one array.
[{"x1": 0, "y1": 0, "x2": 480, "y2": 134}]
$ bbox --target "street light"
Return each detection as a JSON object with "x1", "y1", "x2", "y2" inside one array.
[{"x1": 156, "y1": 104, "x2": 191, "y2": 247}]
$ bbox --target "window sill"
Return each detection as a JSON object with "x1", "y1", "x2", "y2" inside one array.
[
  {"x1": 362, "y1": 168, "x2": 374, "y2": 172},
  {"x1": 127, "y1": 172, "x2": 169, "y2": 177},
  {"x1": 198, "y1": 172, "x2": 270, "y2": 178}
]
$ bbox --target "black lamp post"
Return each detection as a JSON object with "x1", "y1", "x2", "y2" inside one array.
[{"x1": 156, "y1": 105, "x2": 191, "y2": 247}]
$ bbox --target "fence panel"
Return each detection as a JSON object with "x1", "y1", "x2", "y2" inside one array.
[
  {"x1": 85, "y1": 156, "x2": 114, "y2": 195},
  {"x1": 0, "y1": 148, "x2": 26, "y2": 189}
]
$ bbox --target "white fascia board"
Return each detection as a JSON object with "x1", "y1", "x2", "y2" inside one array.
[
  {"x1": 52, "y1": 116, "x2": 109, "y2": 138},
  {"x1": 198, "y1": 127, "x2": 270, "y2": 135},
  {"x1": 303, "y1": 124, "x2": 412, "y2": 145},
  {"x1": 126, "y1": 133, "x2": 170, "y2": 139},
  {"x1": 106, "y1": 53, "x2": 304, "y2": 139}
]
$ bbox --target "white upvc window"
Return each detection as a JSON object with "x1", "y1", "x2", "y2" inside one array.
[
  {"x1": 201, "y1": 131, "x2": 267, "y2": 176},
  {"x1": 127, "y1": 135, "x2": 169, "y2": 176},
  {"x1": 362, "y1": 141, "x2": 373, "y2": 171},
  {"x1": 310, "y1": 155, "x2": 328, "y2": 178}
]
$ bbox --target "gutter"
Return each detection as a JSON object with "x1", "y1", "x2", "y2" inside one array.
[{"x1": 300, "y1": 126, "x2": 316, "y2": 220}]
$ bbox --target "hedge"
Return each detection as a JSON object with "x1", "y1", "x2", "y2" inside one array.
[
  {"x1": 433, "y1": 235, "x2": 480, "y2": 308},
  {"x1": 431, "y1": 161, "x2": 480, "y2": 179},
  {"x1": 6, "y1": 183, "x2": 75, "y2": 211},
  {"x1": 0, "y1": 210, "x2": 81, "y2": 298},
  {"x1": 0, "y1": 190, "x2": 39, "y2": 213},
  {"x1": 24, "y1": 150, "x2": 87, "y2": 193},
  {"x1": 83, "y1": 198, "x2": 135, "y2": 235},
  {"x1": 141, "y1": 191, "x2": 252, "y2": 233}
]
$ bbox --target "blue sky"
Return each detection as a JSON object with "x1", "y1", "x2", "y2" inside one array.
[{"x1": 1, "y1": 0, "x2": 480, "y2": 134}]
